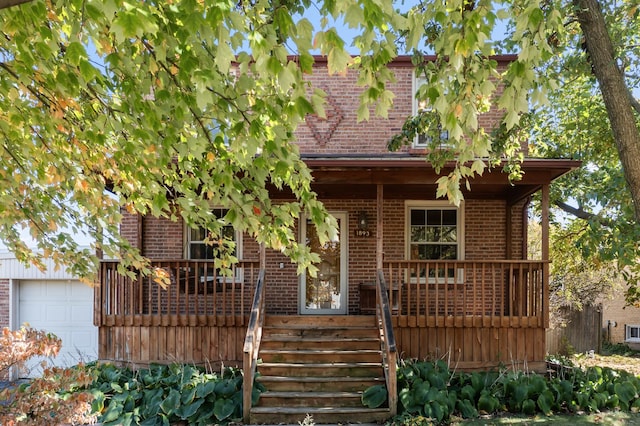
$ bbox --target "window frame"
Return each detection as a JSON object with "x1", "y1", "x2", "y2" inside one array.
[
  {"x1": 626, "y1": 324, "x2": 640, "y2": 343},
  {"x1": 412, "y1": 73, "x2": 450, "y2": 149},
  {"x1": 404, "y1": 200, "x2": 465, "y2": 283},
  {"x1": 184, "y1": 208, "x2": 243, "y2": 283}
]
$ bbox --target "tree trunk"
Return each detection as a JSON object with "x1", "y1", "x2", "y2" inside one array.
[{"x1": 573, "y1": 0, "x2": 640, "y2": 221}]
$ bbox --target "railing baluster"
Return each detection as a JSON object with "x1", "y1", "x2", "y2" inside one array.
[
  {"x1": 97, "y1": 260, "x2": 259, "y2": 329},
  {"x1": 377, "y1": 260, "x2": 548, "y2": 326}
]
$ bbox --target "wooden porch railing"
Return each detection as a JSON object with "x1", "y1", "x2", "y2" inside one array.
[
  {"x1": 376, "y1": 270, "x2": 397, "y2": 417},
  {"x1": 243, "y1": 269, "x2": 266, "y2": 423},
  {"x1": 94, "y1": 260, "x2": 259, "y2": 327},
  {"x1": 382, "y1": 260, "x2": 548, "y2": 327}
]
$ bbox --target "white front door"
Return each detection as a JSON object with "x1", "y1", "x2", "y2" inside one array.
[{"x1": 300, "y1": 212, "x2": 348, "y2": 315}]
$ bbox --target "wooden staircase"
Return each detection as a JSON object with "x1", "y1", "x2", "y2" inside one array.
[{"x1": 250, "y1": 315, "x2": 392, "y2": 424}]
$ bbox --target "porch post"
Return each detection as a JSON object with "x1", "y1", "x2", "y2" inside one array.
[
  {"x1": 376, "y1": 184, "x2": 383, "y2": 271},
  {"x1": 541, "y1": 184, "x2": 550, "y2": 328}
]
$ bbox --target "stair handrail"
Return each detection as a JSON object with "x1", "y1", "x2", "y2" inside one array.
[
  {"x1": 242, "y1": 268, "x2": 266, "y2": 423},
  {"x1": 377, "y1": 269, "x2": 397, "y2": 417}
]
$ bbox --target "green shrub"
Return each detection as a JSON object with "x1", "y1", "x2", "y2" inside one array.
[
  {"x1": 602, "y1": 342, "x2": 640, "y2": 356},
  {"x1": 380, "y1": 358, "x2": 640, "y2": 425},
  {"x1": 85, "y1": 362, "x2": 264, "y2": 426}
]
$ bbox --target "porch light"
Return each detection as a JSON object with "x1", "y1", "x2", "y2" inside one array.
[{"x1": 358, "y1": 211, "x2": 369, "y2": 230}]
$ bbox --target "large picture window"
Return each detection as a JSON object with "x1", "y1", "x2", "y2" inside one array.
[{"x1": 406, "y1": 201, "x2": 464, "y2": 280}]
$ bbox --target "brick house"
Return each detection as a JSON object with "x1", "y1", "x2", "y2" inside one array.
[
  {"x1": 93, "y1": 55, "x2": 579, "y2": 423},
  {"x1": 602, "y1": 293, "x2": 640, "y2": 350}
]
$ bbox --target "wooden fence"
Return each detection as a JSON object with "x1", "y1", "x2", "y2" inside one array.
[{"x1": 546, "y1": 304, "x2": 602, "y2": 355}]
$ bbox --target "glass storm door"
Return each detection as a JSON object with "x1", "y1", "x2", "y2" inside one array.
[{"x1": 300, "y1": 212, "x2": 347, "y2": 314}]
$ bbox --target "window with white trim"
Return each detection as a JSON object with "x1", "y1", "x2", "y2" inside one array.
[
  {"x1": 185, "y1": 208, "x2": 244, "y2": 290},
  {"x1": 406, "y1": 201, "x2": 464, "y2": 279},
  {"x1": 413, "y1": 74, "x2": 450, "y2": 149},
  {"x1": 188, "y1": 208, "x2": 240, "y2": 260},
  {"x1": 626, "y1": 325, "x2": 640, "y2": 342}
]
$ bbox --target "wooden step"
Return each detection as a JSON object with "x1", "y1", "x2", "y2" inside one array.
[
  {"x1": 262, "y1": 326, "x2": 378, "y2": 339},
  {"x1": 257, "y1": 362, "x2": 383, "y2": 377},
  {"x1": 265, "y1": 315, "x2": 377, "y2": 327},
  {"x1": 250, "y1": 406, "x2": 391, "y2": 424},
  {"x1": 256, "y1": 390, "x2": 365, "y2": 407},
  {"x1": 256, "y1": 375, "x2": 386, "y2": 392},
  {"x1": 260, "y1": 349, "x2": 382, "y2": 363},
  {"x1": 251, "y1": 314, "x2": 390, "y2": 424},
  {"x1": 260, "y1": 336, "x2": 380, "y2": 350}
]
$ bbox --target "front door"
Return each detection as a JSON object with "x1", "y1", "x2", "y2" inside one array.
[{"x1": 300, "y1": 212, "x2": 348, "y2": 314}]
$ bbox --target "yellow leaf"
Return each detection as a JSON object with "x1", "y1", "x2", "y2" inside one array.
[
  {"x1": 454, "y1": 103, "x2": 463, "y2": 118},
  {"x1": 75, "y1": 178, "x2": 89, "y2": 192},
  {"x1": 46, "y1": 165, "x2": 59, "y2": 184}
]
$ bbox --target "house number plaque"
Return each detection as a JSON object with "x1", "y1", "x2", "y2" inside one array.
[{"x1": 354, "y1": 229, "x2": 371, "y2": 237}]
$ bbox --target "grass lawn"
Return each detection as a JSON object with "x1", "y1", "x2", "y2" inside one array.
[{"x1": 453, "y1": 411, "x2": 640, "y2": 425}]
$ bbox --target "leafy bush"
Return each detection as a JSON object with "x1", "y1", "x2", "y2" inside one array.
[
  {"x1": 384, "y1": 358, "x2": 640, "y2": 424},
  {"x1": 86, "y1": 362, "x2": 264, "y2": 426},
  {"x1": 0, "y1": 326, "x2": 95, "y2": 425},
  {"x1": 602, "y1": 342, "x2": 640, "y2": 357}
]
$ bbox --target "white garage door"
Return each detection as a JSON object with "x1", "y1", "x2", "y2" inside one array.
[{"x1": 18, "y1": 280, "x2": 98, "y2": 377}]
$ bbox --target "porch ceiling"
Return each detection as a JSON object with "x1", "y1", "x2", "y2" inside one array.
[{"x1": 297, "y1": 155, "x2": 580, "y2": 204}]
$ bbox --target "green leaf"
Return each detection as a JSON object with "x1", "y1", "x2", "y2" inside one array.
[
  {"x1": 196, "y1": 381, "x2": 216, "y2": 398},
  {"x1": 457, "y1": 398, "x2": 478, "y2": 419},
  {"x1": 522, "y1": 398, "x2": 536, "y2": 415},
  {"x1": 615, "y1": 381, "x2": 637, "y2": 404},
  {"x1": 175, "y1": 397, "x2": 205, "y2": 420},
  {"x1": 159, "y1": 388, "x2": 181, "y2": 415},
  {"x1": 537, "y1": 390, "x2": 554, "y2": 415},
  {"x1": 513, "y1": 382, "x2": 529, "y2": 404},
  {"x1": 214, "y1": 379, "x2": 238, "y2": 397},
  {"x1": 100, "y1": 401, "x2": 123, "y2": 423},
  {"x1": 361, "y1": 385, "x2": 387, "y2": 408},
  {"x1": 112, "y1": 10, "x2": 143, "y2": 42},
  {"x1": 213, "y1": 398, "x2": 236, "y2": 421},
  {"x1": 478, "y1": 390, "x2": 500, "y2": 414},
  {"x1": 65, "y1": 41, "x2": 86, "y2": 66}
]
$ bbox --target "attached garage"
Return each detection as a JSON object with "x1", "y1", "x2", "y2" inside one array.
[{"x1": 17, "y1": 280, "x2": 98, "y2": 377}]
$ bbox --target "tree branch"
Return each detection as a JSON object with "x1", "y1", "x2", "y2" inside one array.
[
  {"x1": 0, "y1": 0, "x2": 32, "y2": 10},
  {"x1": 553, "y1": 199, "x2": 614, "y2": 227}
]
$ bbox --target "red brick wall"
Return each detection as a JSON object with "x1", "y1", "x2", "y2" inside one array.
[
  {"x1": 0, "y1": 279, "x2": 9, "y2": 329},
  {"x1": 116, "y1": 56, "x2": 529, "y2": 314},
  {"x1": 142, "y1": 217, "x2": 183, "y2": 259},
  {"x1": 297, "y1": 58, "x2": 519, "y2": 155},
  {"x1": 120, "y1": 211, "x2": 141, "y2": 249}
]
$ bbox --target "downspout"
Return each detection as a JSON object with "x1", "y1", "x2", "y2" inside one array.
[
  {"x1": 138, "y1": 214, "x2": 145, "y2": 256},
  {"x1": 505, "y1": 205, "x2": 512, "y2": 260},
  {"x1": 376, "y1": 184, "x2": 383, "y2": 271},
  {"x1": 522, "y1": 197, "x2": 532, "y2": 259}
]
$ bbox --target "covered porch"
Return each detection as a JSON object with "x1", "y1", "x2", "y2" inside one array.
[
  {"x1": 95, "y1": 258, "x2": 548, "y2": 369},
  {"x1": 94, "y1": 155, "x2": 578, "y2": 421}
]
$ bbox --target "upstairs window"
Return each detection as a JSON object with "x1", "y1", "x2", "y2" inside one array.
[{"x1": 413, "y1": 75, "x2": 450, "y2": 149}]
